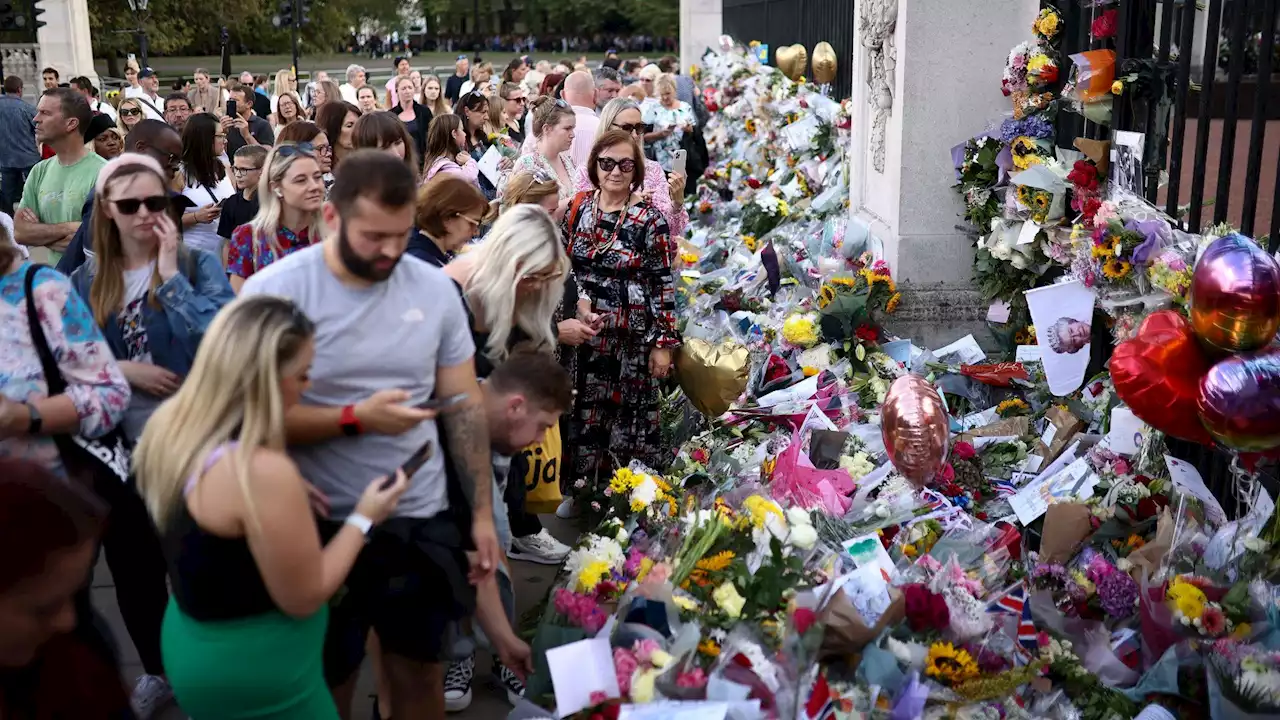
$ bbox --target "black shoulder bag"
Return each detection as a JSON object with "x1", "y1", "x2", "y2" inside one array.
[{"x1": 23, "y1": 265, "x2": 132, "y2": 486}]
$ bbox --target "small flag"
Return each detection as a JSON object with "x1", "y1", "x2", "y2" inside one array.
[
  {"x1": 1017, "y1": 599, "x2": 1039, "y2": 653},
  {"x1": 987, "y1": 584, "x2": 1026, "y2": 615}
]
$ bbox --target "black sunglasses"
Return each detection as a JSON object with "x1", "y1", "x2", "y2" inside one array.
[
  {"x1": 613, "y1": 122, "x2": 652, "y2": 135},
  {"x1": 120, "y1": 108, "x2": 142, "y2": 116},
  {"x1": 276, "y1": 142, "x2": 317, "y2": 158},
  {"x1": 596, "y1": 157, "x2": 636, "y2": 173},
  {"x1": 112, "y1": 195, "x2": 170, "y2": 215}
]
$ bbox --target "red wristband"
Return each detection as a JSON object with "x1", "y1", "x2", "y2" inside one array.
[{"x1": 340, "y1": 404, "x2": 362, "y2": 437}]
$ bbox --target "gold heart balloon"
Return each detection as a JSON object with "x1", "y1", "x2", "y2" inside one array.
[
  {"x1": 676, "y1": 339, "x2": 750, "y2": 417},
  {"x1": 776, "y1": 44, "x2": 808, "y2": 81},
  {"x1": 812, "y1": 42, "x2": 838, "y2": 85}
]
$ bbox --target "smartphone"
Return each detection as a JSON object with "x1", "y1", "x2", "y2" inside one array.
[
  {"x1": 417, "y1": 393, "x2": 468, "y2": 411},
  {"x1": 382, "y1": 439, "x2": 434, "y2": 489},
  {"x1": 226, "y1": 99, "x2": 237, "y2": 117},
  {"x1": 671, "y1": 149, "x2": 687, "y2": 176}
]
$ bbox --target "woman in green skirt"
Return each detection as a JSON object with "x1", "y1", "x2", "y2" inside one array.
[{"x1": 134, "y1": 295, "x2": 409, "y2": 719}]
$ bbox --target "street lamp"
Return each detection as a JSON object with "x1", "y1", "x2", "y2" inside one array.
[{"x1": 126, "y1": 0, "x2": 149, "y2": 69}]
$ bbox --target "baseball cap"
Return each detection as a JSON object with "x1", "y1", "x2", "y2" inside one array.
[{"x1": 138, "y1": 68, "x2": 157, "y2": 79}]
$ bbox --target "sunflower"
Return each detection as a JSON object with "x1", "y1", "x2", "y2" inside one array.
[
  {"x1": 1032, "y1": 192, "x2": 1050, "y2": 211},
  {"x1": 925, "y1": 642, "x2": 980, "y2": 684},
  {"x1": 886, "y1": 292, "x2": 902, "y2": 313},
  {"x1": 1102, "y1": 258, "x2": 1132, "y2": 280},
  {"x1": 697, "y1": 638, "x2": 721, "y2": 657},
  {"x1": 997, "y1": 398, "x2": 1030, "y2": 417},
  {"x1": 1016, "y1": 185, "x2": 1034, "y2": 206},
  {"x1": 831, "y1": 276, "x2": 856, "y2": 287},
  {"x1": 1090, "y1": 243, "x2": 1114, "y2": 260},
  {"x1": 742, "y1": 234, "x2": 759, "y2": 252},
  {"x1": 817, "y1": 284, "x2": 837, "y2": 309},
  {"x1": 696, "y1": 551, "x2": 736, "y2": 573}
]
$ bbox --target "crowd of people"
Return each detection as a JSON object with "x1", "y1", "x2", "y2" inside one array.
[{"x1": 0, "y1": 48, "x2": 709, "y2": 720}]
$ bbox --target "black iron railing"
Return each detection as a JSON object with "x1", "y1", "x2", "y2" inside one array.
[{"x1": 721, "y1": 0, "x2": 856, "y2": 100}]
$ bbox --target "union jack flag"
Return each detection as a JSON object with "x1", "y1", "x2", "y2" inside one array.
[
  {"x1": 1017, "y1": 599, "x2": 1039, "y2": 653},
  {"x1": 991, "y1": 479, "x2": 1019, "y2": 497},
  {"x1": 986, "y1": 584, "x2": 1026, "y2": 615}
]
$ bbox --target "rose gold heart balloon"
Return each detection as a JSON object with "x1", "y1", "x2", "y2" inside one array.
[{"x1": 881, "y1": 375, "x2": 950, "y2": 487}]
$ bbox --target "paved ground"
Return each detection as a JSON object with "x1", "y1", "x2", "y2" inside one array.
[
  {"x1": 95, "y1": 514, "x2": 578, "y2": 720},
  {"x1": 1155, "y1": 117, "x2": 1278, "y2": 237}
]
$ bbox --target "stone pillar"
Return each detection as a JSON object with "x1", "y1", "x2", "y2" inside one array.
[
  {"x1": 680, "y1": 0, "x2": 723, "y2": 76},
  {"x1": 847, "y1": 0, "x2": 1040, "y2": 349},
  {"x1": 36, "y1": 0, "x2": 98, "y2": 86}
]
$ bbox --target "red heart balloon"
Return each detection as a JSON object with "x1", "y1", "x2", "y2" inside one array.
[{"x1": 1111, "y1": 310, "x2": 1214, "y2": 444}]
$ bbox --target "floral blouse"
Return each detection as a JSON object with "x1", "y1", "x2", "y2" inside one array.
[
  {"x1": 642, "y1": 99, "x2": 695, "y2": 172},
  {"x1": 502, "y1": 151, "x2": 577, "y2": 201},
  {"x1": 227, "y1": 224, "x2": 315, "y2": 280},
  {"x1": 573, "y1": 159, "x2": 689, "y2": 240},
  {"x1": 0, "y1": 262, "x2": 130, "y2": 476}
]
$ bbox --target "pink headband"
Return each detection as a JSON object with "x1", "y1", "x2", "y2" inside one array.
[{"x1": 94, "y1": 152, "x2": 167, "y2": 198}]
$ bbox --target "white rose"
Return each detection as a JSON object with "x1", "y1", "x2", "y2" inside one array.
[
  {"x1": 789, "y1": 523, "x2": 818, "y2": 550},
  {"x1": 786, "y1": 507, "x2": 812, "y2": 527}
]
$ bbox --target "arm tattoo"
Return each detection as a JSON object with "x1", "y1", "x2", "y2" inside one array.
[{"x1": 443, "y1": 401, "x2": 493, "y2": 512}]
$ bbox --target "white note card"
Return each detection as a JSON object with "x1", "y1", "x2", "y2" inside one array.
[
  {"x1": 546, "y1": 637, "x2": 622, "y2": 718},
  {"x1": 933, "y1": 334, "x2": 986, "y2": 366},
  {"x1": 477, "y1": 145, "x2": 503, "y2": 185},
  {"x1": 1017, "y1": 220, "x2": 1042, "y2": 245},
  {"x1": 1107, "y1": 406, "x2": 1144, "y2": 456},
  {"x1": 987, "y1": 301, "x2": 1012, "y2": 324},
  {"x1": 1009, "y1": 457, "x2": 1096, "y2": 525},
  {"x1": 1165, "y1": 455, "x2": 1227, "y2": 526},
  {"x1": 1015, "y1": 345, "x2": 1042, "y2": 363}
]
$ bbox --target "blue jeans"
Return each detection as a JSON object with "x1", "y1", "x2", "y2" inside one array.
[{"x1": 1, "y1": 166, "x2": 31, "y2": 216}]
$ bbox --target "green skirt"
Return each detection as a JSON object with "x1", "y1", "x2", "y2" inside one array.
[{"x1": 161, "y1": 597, "x2": 338, "y2": 720}]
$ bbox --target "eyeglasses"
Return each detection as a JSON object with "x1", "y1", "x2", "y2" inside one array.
[
  {"x1": 522, "y1": 269, "x2": 564, "y2": 284},
  {"x1": 505, "y1": 95, "x2": 527, "y2": 104},
  {"x1": 231, "y1": 166, "x2": 263, "y2": 176},
  {"x1": 457, "y1": 214, "x2": 483, "y2": 226},
  {"x1": 214, "y1": 133, "x2": 227, "y2": 139},
  {"x1": 596, "y1": 157, "x2": 636, "y2": 174},
  {"x1": 120, "y1": 108, "x2": 142, "y2": 117},
  {"x1": 613, "y1": 122, "x2": 652, "y2": 136},
  {"x1": 276, "y1": 142, "x2": 317, "y2": 158},
  {"x1": 112, "y1": 195, "x2": 170, "y2": 215}
]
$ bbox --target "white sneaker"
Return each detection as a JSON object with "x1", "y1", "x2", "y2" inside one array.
[
  {"x1": 444, "y1": 655, "x2": 474, "y2": 713},
  {"x1": 555, "y1": 498, "x2": 580, "y2": 519},
  {"x1": 130, "y1": 674, "x2": 173, "y2": 720},
  {"x1": 508, "y1": 529, "x2": 571, "y2": 565}
]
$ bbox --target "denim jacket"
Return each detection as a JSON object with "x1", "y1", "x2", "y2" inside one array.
[{"x1": 69, "y1": 248, "x2": 234, "y2": 376}]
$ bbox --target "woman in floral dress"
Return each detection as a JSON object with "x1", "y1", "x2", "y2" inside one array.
[
  {"x1": 502, "y1": 96, "x2": 577, "y2": 206},
  {"x1": 226, "y1": 143, "x2": 326, "y2": 292},
  {"x1": 560, "y1": 129, "x2": 678, "y2": 501},
  {"x1": 642, "y1": 74, "x2": 696, "y2": 172}
]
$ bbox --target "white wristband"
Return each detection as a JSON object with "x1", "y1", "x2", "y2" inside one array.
[{"x1": 344, "y1": 513, "x2": 374, "y2": 535}]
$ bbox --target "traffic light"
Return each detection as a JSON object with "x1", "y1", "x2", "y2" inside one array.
[
  {"x1": 0, "y1": 2, "x2": 27, "y2": 31},
  {"x1": 30, "y1": 0, "x2": 45, "y2": 31},
  {"x1": 273, "y1": 0, "x2": 293, "y2": 28},
  {"x1": 299, "y1": 0, "x2": 311, "y2": 25}
]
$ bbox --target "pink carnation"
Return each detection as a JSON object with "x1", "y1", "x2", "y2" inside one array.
[
  {"x1": 613, "y1": 647, "x2": 639, "y2": 694},
  {"x1": 676, "y1": 668, "x2": 708, "y2": 688},
  {"x1": 633, "y1": 639, "x2": 662, "y2": 665}
]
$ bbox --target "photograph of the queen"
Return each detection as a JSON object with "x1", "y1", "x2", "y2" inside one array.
[{"x1": 1046, "y1": 317, "x2": 1092, "y2": 355}]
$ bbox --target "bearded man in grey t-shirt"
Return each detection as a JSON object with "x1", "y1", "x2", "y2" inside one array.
[{"x1": 241, "y1": 149, "x2": 500, "y2": 719}]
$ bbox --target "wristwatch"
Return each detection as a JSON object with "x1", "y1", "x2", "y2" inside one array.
[
  {"x1": 344, "y1": 513, "x2": 374, "y2": 536},
  {"x1": 339, "y1": 404, "x2": 362, "y2": 437},
  {"x1": 25, "y1": 403, "x2": 42, "y2": 435}
]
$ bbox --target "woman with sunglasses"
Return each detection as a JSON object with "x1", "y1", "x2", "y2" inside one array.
[
  {"x1": 560, "y1": 130, "x2": 676, "y2": 508},
  {"x1": 177, "y1": 113, "x2": 237, "y2": 257},
  {"x1": 575, "y1": 98, "x2": 687, "y2": 239},
  {"x1": 314, "y1": 101, "x2": 361, "y2": 173},
  {"x1": 497, "y1": 82, "x2": 528, "y2": 145},
  {"x1": 500, "y1": 96, "x2": 576, "y2": 204},
  {"x1": 226, "y1": 143, "x2": 324, "y2": 292},
  {"x1": 70, "y1": 153, "x2": 234, "y2": 443},
  {"x1": 457, "y1": 92, "x2": 499, "y2": 200},
  {"x1": 422, "y1": 114, "x2": 480, "y2": 186},
  {"x1": 392, "y1": 76, "x2": 432, "y2": 166},
  {"x1": 408, "y1": 174, "x2": 488, "y2": 267},
  {"x1": 117, "y1": 98, "x2": 146, "y2": 135}
]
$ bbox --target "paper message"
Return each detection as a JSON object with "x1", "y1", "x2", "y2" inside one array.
[
  {"x1": 933, "y1": 334, "x2": 986, "y2": 366},
  {"x1": 961, "y1": 407, "x2": 999, "y2": 431},
  {"x1": 1017, "y1": 219, "x2": 1042, "y2": 245},
  {"x1": 1107, "y1": 406, "x2": 1144, "y2": 456},
  {"x1": 781, "y1": 116, "x2": 820, "y2": 150},
  {"x1": 1019, "y1": 454, "x2": 1043, "y2": 473},
  {"x1": 1010, "y1": 457, "x2": 1097, "y2": 525},
  {"x1": 1016, "y1": 345, "x2": 1042, "y2": 363},
  {"x1": 1164, "y1": 455, "x2": 1226, "y2": 526},
  {"x1": 546, "y1": 637, "x2": 621, "y2": 717},
  {"x1": 843, "y1": 533, "x2": 896, "y2": 580},
  {"x1": 987, "y1": 300, "x2": 1012, "y2": 324},
  {"x1": 1040, "y1": 423, "x2": 1058, "y2": 447},
  {"x1": 477, "y1": 145, "x2": 503, "y2": 185},
  {"x1": 842, "y1": 563, "x2": 894, "y2": 626},
  {"x1": 881, "y1": 339, "x2": 914, "y2": 367}
]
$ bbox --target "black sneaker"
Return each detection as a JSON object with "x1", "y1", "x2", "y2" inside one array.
[
  {"x1": 493, "y1": 660, "x2": 526, "y2": 706},
  {"x1": 444, "y1": 655, "x2": 474, "y2": 712}
]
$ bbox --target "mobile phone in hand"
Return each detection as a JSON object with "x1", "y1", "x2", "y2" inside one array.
[
  {"x1": 671, "y1": 149, "x2": 687, "y2": 176},
  {"x1": 382, "y1": 439, "x2": 434, "y2": 489},
  {"x1": 226, "y1": 99, "x2": 237, "y2": 118},
  {"x1": 417, "y1": 393, "x2": 468, "y2": 411}
]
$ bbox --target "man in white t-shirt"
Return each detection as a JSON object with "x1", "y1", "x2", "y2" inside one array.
[
  {"x1": 241, "y1": 150, "x2": 501, "y2": 719},
  {"x1": 561, "y1": 71, "x2": 599, "y2": 167},
  {"x1": 133, "y1": 69, "x2": 166, "y2": 120},
  {"x1": 340, "y1": 64, "x2": 366, "y2": 105}
]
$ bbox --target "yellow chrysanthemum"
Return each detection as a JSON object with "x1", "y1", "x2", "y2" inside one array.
[
  {"x1": 743, "y1": 495, "x2": 784, "y2": 530},
  {"x1": 609, "y1": 468, "x2": 638, "y2": 494},
  {"x1": 742, "y1": 234, "x2": 759, "y2": 252},
  {"x1": 1167, "y1": 582, "x2": 1207, "y2": 619},
  {"x1": 1101, "y1": 258, "x2": 1132, "y2": 280},
  {"x1": 576, "y1": 560, "x2": 611, "y2": 593},
  {"x1": 679, "y1": 251, "x2": 699, "y2": 264},
  {"x1": 886, "y1": 292, "x2": 902, "y2": 313},
  {"x1": 1034, "y1": 8, "x2": 1060, "y2": 37},
  {"x1": 782, "y1": 314, "x2": 819, "y2": 348},
  {"x1": 696, "y1": 551, "x2": 736, "y2": 573},
  {"x1": 925, "y1": 642, "x2": 980, "y2": 684}
]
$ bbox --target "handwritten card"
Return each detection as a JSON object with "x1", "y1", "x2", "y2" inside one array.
[
  {"x1": 546, "y1": 636, "x2": 621, "y2": 717},
  {"x1": 987, "y1": 300, "x2": 1012, "y2": 324},
  {"x1": 933, "y1": 334, "x2": 986, "y2": 366},
  {"x1": 1165, "y1": 455, "x2": 1227, "y2": 525},
  {"x1": 1016, "y1": 345, "x2": 1042, "y2": 363},
  {"x1": 1107, "y1": 406, "x2": 1144, "y2": 456},
  {"x1": 1009, "y1": 457, "x2": 1097, "y2": 525},
  {"x1": 477, "y1": 145, "x2": 503, "y2": 185}
]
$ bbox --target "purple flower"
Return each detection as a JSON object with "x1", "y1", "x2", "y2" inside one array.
[
  {"x1": 1097, "y1": 570, "x2": 1138, "y2": 618},
  {"x1": 1000, "y1": 116, "x2": 1055, "y2": 143},
  {"x1": 1125, "y1": 218, "x2": 1170, "y2": 266}
]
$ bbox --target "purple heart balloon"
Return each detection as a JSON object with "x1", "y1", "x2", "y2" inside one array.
[
  {"x1": 1198, "y1": 349, "x2": 1280, "y2": 452},
  {"x1": 1189, "y1": 234, "x2": 1280, "y2": 354}
]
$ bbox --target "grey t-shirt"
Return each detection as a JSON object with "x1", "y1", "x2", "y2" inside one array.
[{"x1": 241, "y1": 245, "x2": 475, "y2": 519}]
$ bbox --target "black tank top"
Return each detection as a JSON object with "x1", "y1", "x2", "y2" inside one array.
[{"x1": 162, "y1": 444, "x2": 278, "y2": 620}]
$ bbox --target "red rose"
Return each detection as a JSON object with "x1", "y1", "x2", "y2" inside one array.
[
  {"x1": 1092, "y1": 9, "x2": 1118, "y2": 39},
  {"x1": 799, "y1": 98, "x2": 809, "y2": 109},
  {"x1": 977, "y1": 512, "x2": 989, "y2": 521},
  {"x1": 746, "y1": 177, "x2": 762, "y2": 189},
  {"x1": 1040, "y1": 65, "x2": 1059, "y2": 84},
  {"x1": 937, "y1": 463, "x2": 956, "y2": 484},
  {"x1": 880, "y1": 525, "x2": 900, "y2": 548},
  {"x1": 855, "y1": 324, "x2": 880, "y2": 343},
  {"x1": 953, "y1": 441, "x2": 976, "y2": 460},
  {"x1": 903, "y1": 584, "x2": 950, "y2": 632},
  {"x1": 1136, "y1": 497, "x2": 1159, "y2": 520},
  {"x1": 793, "y1": 607, "x2": 818, "y2": 635},
  {"x1": 1081, "y1": 196, "x2": 1102, "y2": 221}
]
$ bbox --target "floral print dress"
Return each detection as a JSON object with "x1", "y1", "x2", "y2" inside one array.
[
  {"x1": 559, "y1": 193, "x2": 677, "y2": 493},
  {"x1": 503, "y1": 151, "x2": 577, "y2": 200},
  {"x1": 0, "y1": 262, "x2": 129, "y2": 477},
  {"x1": 226, "y1": 225, "x2": 315, "y2": 281},
  {"x1": 642, "y1": 100, "x2": 695, "y2": 172}
]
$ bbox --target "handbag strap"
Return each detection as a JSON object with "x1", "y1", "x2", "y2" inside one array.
[
  {"x1": 564, "y1": 190, "x2": 592, "y2": 255},
  {"x1": 23, "y1": 264, "x2": 69, "y2": 396}
]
